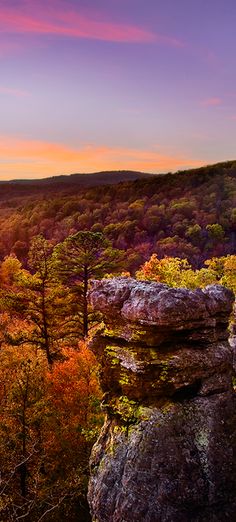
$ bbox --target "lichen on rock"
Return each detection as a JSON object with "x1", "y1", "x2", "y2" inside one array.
[{"x1": 88, "y1": 278, "x2": 236, "y2": 522}]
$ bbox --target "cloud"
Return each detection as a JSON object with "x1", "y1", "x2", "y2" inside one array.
[
  {"x1": 0, "y1": 1, "x2": 183, "y2": 46},
  {"x1": 0, "y1": 4, "x2": 155, "y2": 44},
  {"x1": 0, "y1": 136, "x2": 204, "y2": 179},
  {"x1": 200, "y1": 97, "x2": 222, "y2": 107},
  {"x1": 0, "y1": 85, "x2": 30, "y2": 97}
]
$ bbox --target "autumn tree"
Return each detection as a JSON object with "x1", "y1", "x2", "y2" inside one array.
[
  {"x1": 136, "y1": 251, "x2": 236, "y2": 292},
  {"x1": 136, "y1": 254, "x2": 193, "y2": 287},
  {"x1": 0, "y1": 347, "x2": 48, "y2": 520},
  {"x1": 0, "y1": 237, "x2": 71, "y2": 366},
  {"x1": 0, "y1": 343, "x2": 101, "y2": 521},
  {"x1": 204, "y1": 255, "x2": 236, "y2": 292},
  {"x1": 136, "y1": 254, "x2": 216, "y2": 289}
]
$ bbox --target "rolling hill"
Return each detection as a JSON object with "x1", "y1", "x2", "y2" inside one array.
[{"x1": 0, "y1": 160, "x2": 235, "y2": 271}]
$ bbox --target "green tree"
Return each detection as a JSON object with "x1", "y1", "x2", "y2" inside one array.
[
  {"x1": 53, "y1": 231, "x2": 123, "y2": 337},
  {"x1": 185, "y1": 224, "x2": 203, "y2": 245},
  {"x1": 206, "y1": 223, "x2": 225, "y2": 242}
]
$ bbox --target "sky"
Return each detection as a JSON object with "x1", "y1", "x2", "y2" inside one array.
[{"x1": 0, "y1": 0, "x2": 236, "y2": 179}]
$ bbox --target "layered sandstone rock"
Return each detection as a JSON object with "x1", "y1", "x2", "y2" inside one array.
[{"x1": 88, "y1": 278, "x2": 236, "y2": 522}]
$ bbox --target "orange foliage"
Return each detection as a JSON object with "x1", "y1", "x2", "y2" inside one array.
[{"x1": 0, "y1": 342, "x2": 102, "y2": 520}]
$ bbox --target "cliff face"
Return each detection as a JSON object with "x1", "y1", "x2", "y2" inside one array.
[{"x1": 87, "y1": 278, "x2": 236, "y2": 522}]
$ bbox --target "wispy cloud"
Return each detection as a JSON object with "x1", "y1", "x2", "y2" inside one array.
[
  {"x1": 0, "y1": 136, "x2": 204, "y2": 179},
  {"x1": 0, "y1": 85, "x2": 30, "y2": 97},
  {"x1": 200, "y1": 97, "x2": 222, "y2": 107},
  {"x1": 0, "y1": 1, "x2": 183, "y2": 46},
  {"x1": 0, "y1": 4, "x2": 155, "y2": 44}
]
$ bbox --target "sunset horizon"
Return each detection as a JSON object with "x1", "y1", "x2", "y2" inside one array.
[{"x1": 0, "y1": 157, "x2": 233, "y2": 183}]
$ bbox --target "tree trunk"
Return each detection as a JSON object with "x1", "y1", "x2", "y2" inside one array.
[
  {"x1": 19, "y1": 393, "x2": 27, "y2": 498},
  {"x1": 83, "y1": 266, "x2": 88, "y2": 338},
  {"x1": 42, "y1": 280, "x2": 53, "y2": 367}
]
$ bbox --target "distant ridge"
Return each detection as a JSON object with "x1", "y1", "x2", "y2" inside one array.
[
  {"x1": 3, "y1": 160, "x2": 236, "y2": 189},
  {"x1": 6, "y1": 170, "x2": 155, "y2": 187},
  {"x1": 0, "y1": 161, "x2": 235, "y2": 202},
  {"x1": 0, "y1": 170, "x2": 155, "y2": 201}
]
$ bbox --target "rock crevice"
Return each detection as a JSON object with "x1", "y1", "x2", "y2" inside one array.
[{"x1": 88, "y1": 278, "x2": 236, "y2": 522}]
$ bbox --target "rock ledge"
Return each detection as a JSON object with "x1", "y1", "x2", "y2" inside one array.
[{"x1": 88, "y1": 278, "x2": 236, "y2": 522}]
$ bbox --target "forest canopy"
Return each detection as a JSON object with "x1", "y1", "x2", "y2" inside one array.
[
  {"x1": 0, "y1": 160, "x2": 235, "y2": 272},
  {"x1": 0, "y1": 161, "x2": 235, "y2": 520}
]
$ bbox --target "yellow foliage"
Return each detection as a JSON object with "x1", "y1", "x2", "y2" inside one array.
[
  {"x1": 136, "y1": 253, "x2": 236, "y2": 291},
  {"x1": 136, "y1": 254, "x2": 193, "y2": 287},
  {"x1": 0, "y1": 255, "x2": 22, "y2": 286}
]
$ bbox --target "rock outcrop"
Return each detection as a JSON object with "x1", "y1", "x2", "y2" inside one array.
[{"x1": 87, "y1": 278, "x2": 236, "y2": 522}]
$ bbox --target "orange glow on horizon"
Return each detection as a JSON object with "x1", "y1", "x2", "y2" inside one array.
[{"x1": 0, "y1": 137, "x2": 205, "y2": 180}]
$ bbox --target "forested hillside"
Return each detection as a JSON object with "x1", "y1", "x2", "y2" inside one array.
[
  {"x1": 0, "y1": 161, "x2": 235, "y2": 271},
  {"x1": 0, "y1": 161, "x2": 235, "y2": 521}
]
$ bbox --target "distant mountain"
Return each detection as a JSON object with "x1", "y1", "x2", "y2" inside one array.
[
  {"x1": 5, "y1": 170, "x2": 154, "y2": 187},
  {"x1": 39, "y1": 170, "x2": 155, "y2": 186},
  {"x1": 0, "y1": 170, "x2": 155, "y2": 201}
]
